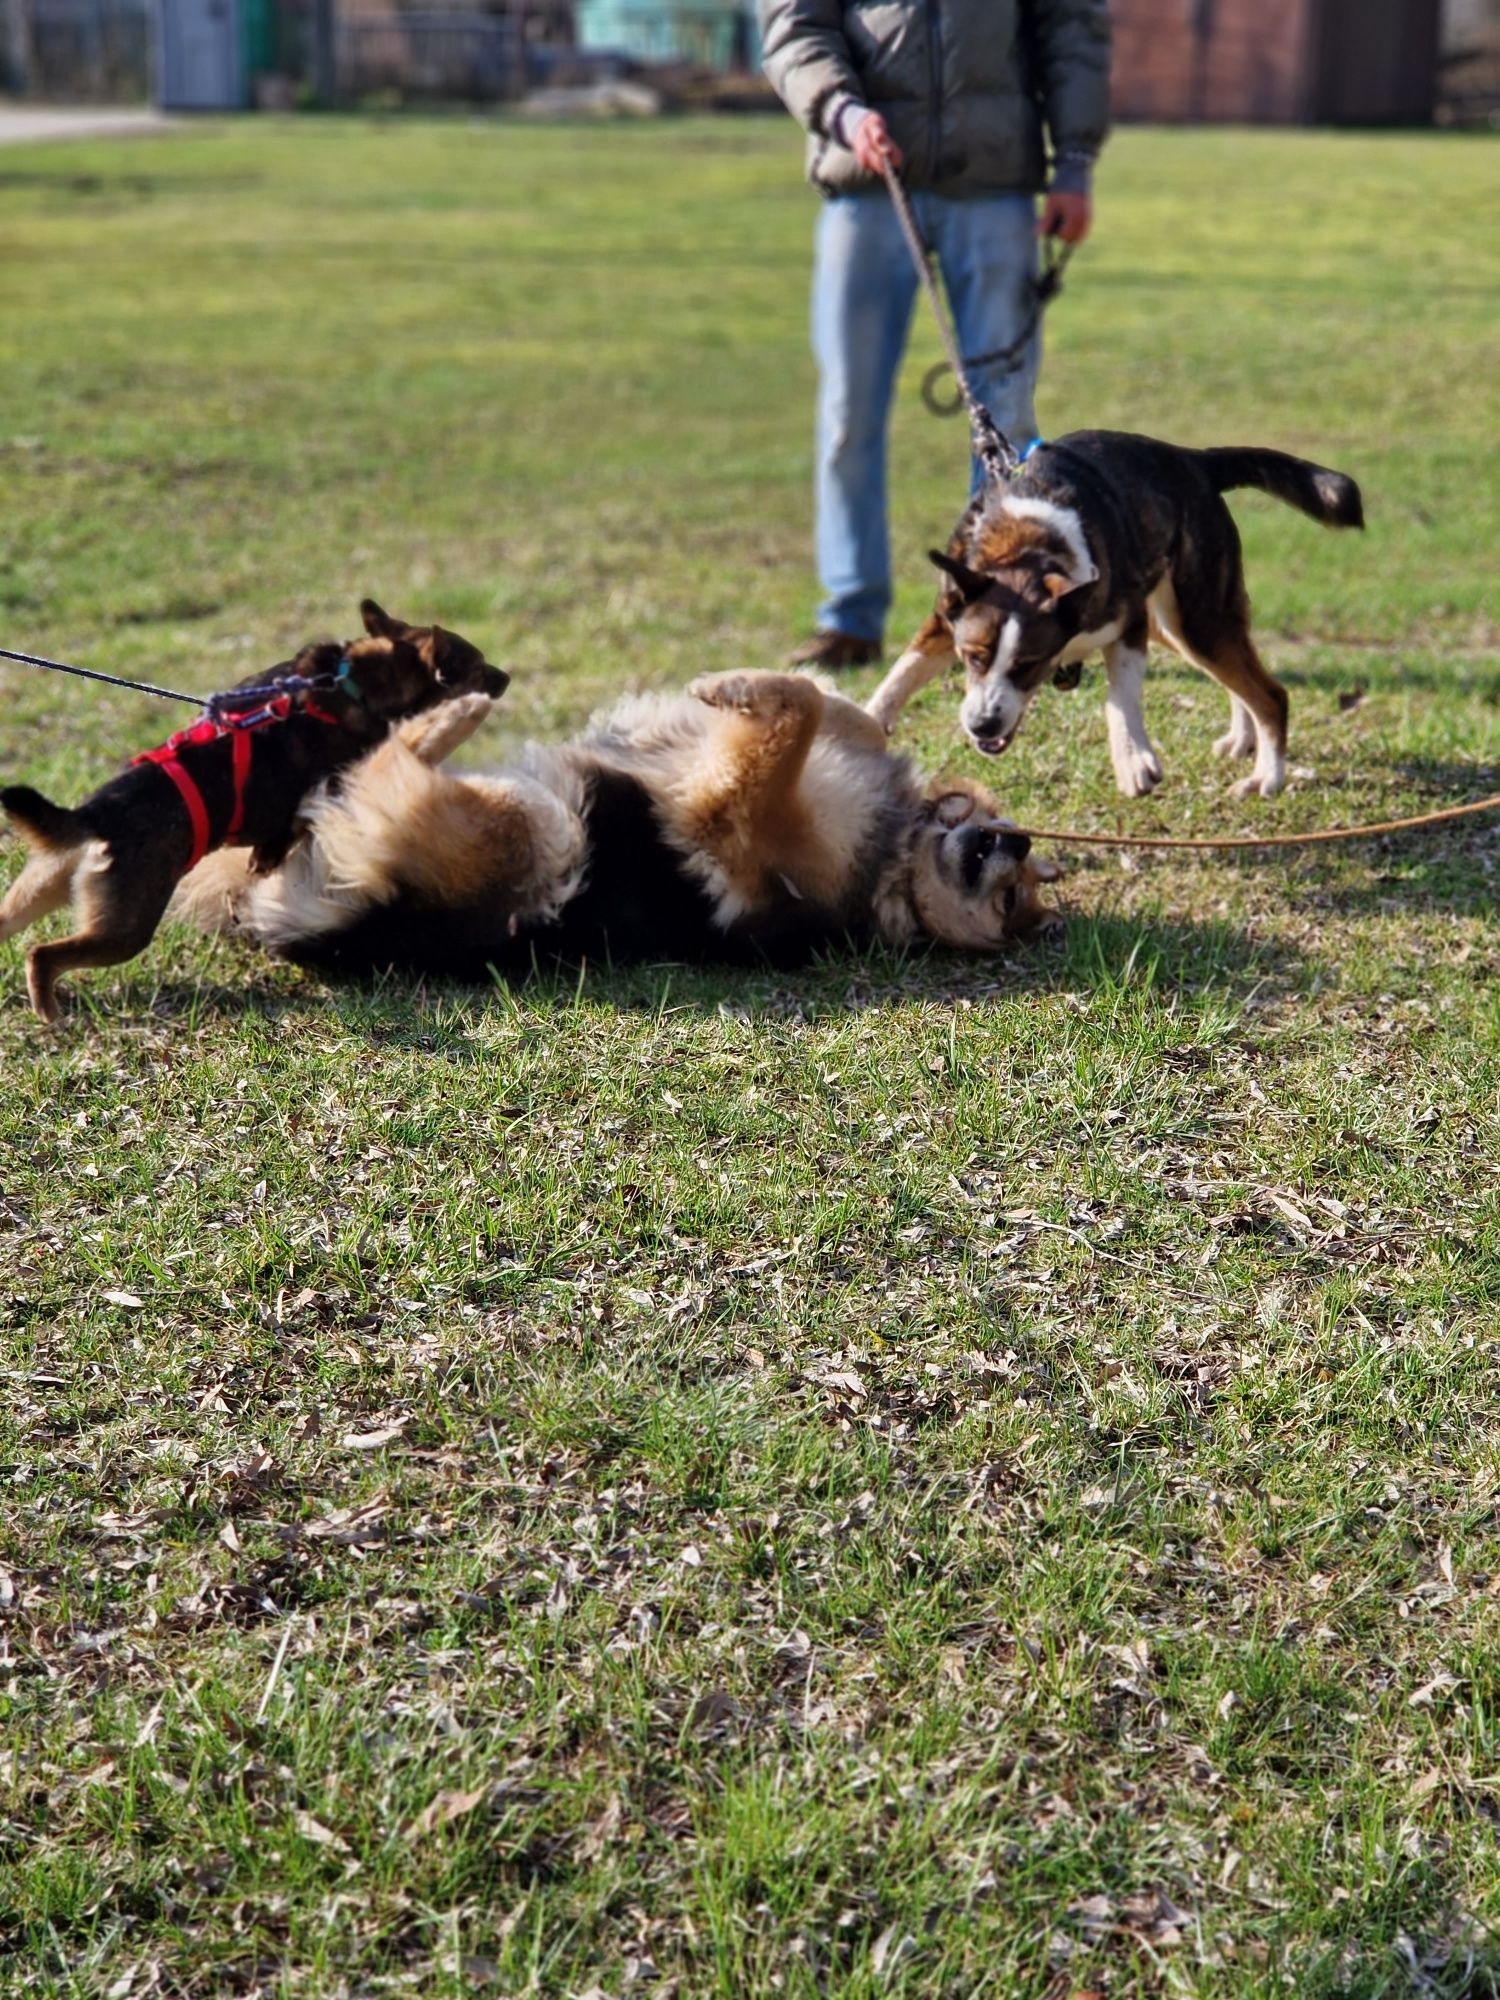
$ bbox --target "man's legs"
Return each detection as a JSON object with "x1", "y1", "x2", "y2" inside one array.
[
  {"x1": 924, "y1": 192, "x2": 1041, "y2": 491},
  {"x1": 811, "y1": 193, "x2": 919, "y2": 644}
]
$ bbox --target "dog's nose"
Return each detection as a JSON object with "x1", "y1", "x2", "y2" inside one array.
[
  {"x1": 484, "y1": 665, "x2": 511, "y2": 696},
  {"x1": 967, "y1": 718, "x2": 1012, "y2": 755}
]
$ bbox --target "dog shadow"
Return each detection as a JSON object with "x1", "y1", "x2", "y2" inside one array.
[
  {"x1": 1285, "y1": 754, "x2": 1499, "y2": 924},
  {"x1": 106, "y1": 905, "x2": 1304, "y2": 1046}
]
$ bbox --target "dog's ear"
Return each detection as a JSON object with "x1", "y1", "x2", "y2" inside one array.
[
  {"x1": 1038, "y1": 561, "x2": 1096, "y2": 602},
  {"x1": 360, "y1": 598, "x2": 406, "y2": 638},
  {"x1": 928, "y1": 549, "x2": 992, "y2": 607}
]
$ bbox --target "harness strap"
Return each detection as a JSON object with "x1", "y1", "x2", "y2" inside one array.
[
  {"x1": 224, "y1": 725, "x2": 254, "y2": 843},
  {"x1": 146, "y1": 752, "x2": 214, "y2": 870},
  {"x1": 132, "y1": 687, "x2": 320, "y2": 869}
]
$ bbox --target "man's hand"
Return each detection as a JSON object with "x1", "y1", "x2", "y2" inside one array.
[
  {"x1": 1039, "y1": 189, "x2": 1092, "y2": 245},
  {"x1": 848, "y1": 110, "x2": 903, "y2": 174}
]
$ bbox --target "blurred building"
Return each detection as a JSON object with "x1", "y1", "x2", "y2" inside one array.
[
  {"x1": 574, "y1": 0, "x2": 756, "y2": 69},
  {"x1": 4, "y1": 0, "x2": 1495, "y2": 118},
  {"x1": 1110, "y1": 0, "x2": 1446, "y2": 124}
]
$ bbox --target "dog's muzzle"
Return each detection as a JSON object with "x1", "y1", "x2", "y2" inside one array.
[{"x1": 969, "y1": 729, "x2": 1014, "y2": 757}]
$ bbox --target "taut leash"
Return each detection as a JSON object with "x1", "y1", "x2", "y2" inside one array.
[
  {"x1": 1, "y1": 641, "x2": 360, "y2": 724},
  {"x1": 1016, "y1": 793, "x2": 1500, "y2": 853},
  {"x1": 0, "y1": 642, "x2": 205, "y2": 710}
]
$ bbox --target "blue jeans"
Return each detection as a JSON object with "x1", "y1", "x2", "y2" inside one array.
[{"x1": 812, "y1": 190, "x2": 1040, "y2": 642}]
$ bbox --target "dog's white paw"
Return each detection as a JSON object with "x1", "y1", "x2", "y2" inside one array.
[
  {"x1": 1112, "y1": 745, "x2": 1164, "y2": 797},
  {"x1": 1213, "y1": 725, "x2": 1257, "y2": 761},
  {"x1": 1230, "y1": 768, "x2": 1285, "y2": 801}
]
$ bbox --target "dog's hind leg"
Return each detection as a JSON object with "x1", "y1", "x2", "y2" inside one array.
[
  {"x1": 24, "y1": 848, "x2": 180, "y2": 1022},
  {"x1": 1103, "y1": 623, "x2": 1164, "y2": 798},
  {"x1": 865, "y1": 616, "x2": 954, "y2": 733},
  {"x1": 1208, "y1": 633, "x2": 1288, "y2": 799},
  {"x1": 1150, "y1": 557, "x2": 1289, "y2": 800},
  {"x1": 0, "y1": 849, "x2": 78, "y2": 945},
  {"x1": 25, "y1": 903, "x2": 169, "y2": 1023},
  {"x1": 1213, "y1": 695, "x2": 1258, "y2": 764}
]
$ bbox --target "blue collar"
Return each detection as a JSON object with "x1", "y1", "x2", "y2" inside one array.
[{"x1": 334, "y1": 655, "x2": 366, "y2": 706}]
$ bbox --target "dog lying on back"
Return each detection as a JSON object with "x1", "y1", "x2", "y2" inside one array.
[
  {"x1": 175, "y1": 670, "x2": 1062, "y2": 979},
  {"x1": 865, "y1": 431, "x2": 1364, "y2": 800},
  {"x1": 0, "y1": 599, "x2": 507, "y2": 1022}
]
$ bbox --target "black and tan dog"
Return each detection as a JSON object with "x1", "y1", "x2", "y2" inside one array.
[
  {"x1": 865, "y1": 431, "x2": 1364, "y2": 800},
  {"x1": 176, "y1": 670, "x2": 1061, "y2": 978},
  {"x1": 0, "y1": 600, "x2": 507, "y2": 1021}
]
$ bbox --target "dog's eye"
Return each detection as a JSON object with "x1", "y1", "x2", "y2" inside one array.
[{"x1": 961, "y1": 651, "x2": 993, "y2": 674}]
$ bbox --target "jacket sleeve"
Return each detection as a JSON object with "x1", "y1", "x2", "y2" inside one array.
[
  {"x1": 1029, "y1": 0, "x2": 1112, "y2": 169},
  {"x1": 757, "y1": 0, "x2": 866, "y2": 141}
]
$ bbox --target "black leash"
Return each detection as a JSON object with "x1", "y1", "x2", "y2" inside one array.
[
  {"x1": 0, "y1": 642, "x2": 206, "y2": 710},
  {"x1": 920, "y1": 237, "x2": 1072, "y2": 418},
  {"x1": 0, "y1": 642, "x2": 353, "y2": 725}
]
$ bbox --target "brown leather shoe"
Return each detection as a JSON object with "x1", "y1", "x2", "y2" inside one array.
[{"x1": 786, "y1": 630, "x2": 882, "y2": 670}]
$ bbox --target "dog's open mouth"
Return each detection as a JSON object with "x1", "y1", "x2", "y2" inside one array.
[{"x1": 971, "y1": 732, "x2": 1013, "y2": 757}]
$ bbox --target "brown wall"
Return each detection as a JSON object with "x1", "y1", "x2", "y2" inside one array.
[
  {"x1": 1109, "y1": 0, "x2": 1441, "y2": 124},
  {"x1": 1109, "y1": 0, "x2": 1315, "y2": 123}
]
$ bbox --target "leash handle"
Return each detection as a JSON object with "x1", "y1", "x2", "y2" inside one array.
[
  {"x1": 877, "y1": 159, "x2": 1018, "y2": 482},
  {"x1": 920, "y1": 237, "x2": 1072, "y2": 418},
  {"x1": 0, "y1": 643, "x2": 205, "y2": 709}
]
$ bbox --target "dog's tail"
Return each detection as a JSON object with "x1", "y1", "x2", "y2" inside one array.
[
  {"x1": 1, "y1": 785, "x2": 82, "y2": 851},
  {"x1": 1199, "y1": 448, "x2": 1364, "y2": 530}
]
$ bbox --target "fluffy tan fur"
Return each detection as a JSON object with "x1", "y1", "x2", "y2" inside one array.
[{"x1": 178, "y1": 673, "x2": 1061, "y2": 968}]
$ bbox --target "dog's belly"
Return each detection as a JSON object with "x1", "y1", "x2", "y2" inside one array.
[{"x1": 1056, "y1": 617, "x2": 1125, "y2": 667}]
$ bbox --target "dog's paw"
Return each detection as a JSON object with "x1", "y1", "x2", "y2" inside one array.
[
  {"x1": 689, "y1": 672, "x2": 797, "y2": 717},
  {"x1": 1112, "y1": 745, "x2": 1164, "y2": 798},
  {"x1": 1214, "y1": 724, "x2": 1257, "y2": 761},
  {"x1": 402, "y1": 692, "x2": 496, "y2": 765},
  {"x1": 1230, "y1": 768, "x2": 1285, "y2": 801}
]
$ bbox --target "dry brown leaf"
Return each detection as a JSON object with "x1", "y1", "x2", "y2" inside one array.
[
  {"x1": 293, "y1": 1809, "x2": 347, "y2": 1850},
  {"x1": 341, "y1": 1418, "x2": 409, "y2": 1451},
  {"x1": 409, "y1": 1783, "x2": 489, "y2": 1838}
]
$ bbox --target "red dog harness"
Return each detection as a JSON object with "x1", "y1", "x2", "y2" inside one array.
[{"x1": 132, "y1": 689, "x2": 343, "y2": 871}]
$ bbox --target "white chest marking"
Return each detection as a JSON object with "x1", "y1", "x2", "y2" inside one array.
[{"x1": 1056, "y1": 617, "x2": 1124, "y2": 667}]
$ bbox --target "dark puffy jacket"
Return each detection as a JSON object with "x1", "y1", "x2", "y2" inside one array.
[{"x1": 758, "y1": 0, "x2": 1110, "y2": 198}]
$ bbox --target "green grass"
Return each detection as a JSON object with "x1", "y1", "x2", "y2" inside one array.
[{"x1": 1, "y1": 116, "x2": 1498, "y2": 1998}]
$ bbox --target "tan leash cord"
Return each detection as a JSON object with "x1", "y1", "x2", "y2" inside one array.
[{"x1": 1015, "y1": 793, "x2": 1500, "y2": 851}]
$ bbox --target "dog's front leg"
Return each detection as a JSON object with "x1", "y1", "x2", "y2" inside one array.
[
  {"x1": 396, "y1": 692, "x2": 498, "y2": 768},
  {"x1": 865, "y1": 616, "x2": 954, "y2": 733},
  {"x1": 1103, "y1": 631, "x2": 1164, "y2": 798}
]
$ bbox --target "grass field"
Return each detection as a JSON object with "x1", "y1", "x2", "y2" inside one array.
[{"x1": 1, "y1": 116, "x2": 1498, "y2": 1998}]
